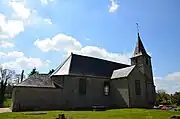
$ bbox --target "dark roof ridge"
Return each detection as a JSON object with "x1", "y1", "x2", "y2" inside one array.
[{"x1": 72, "y1": 53, "x2": 130, "y2": 66}]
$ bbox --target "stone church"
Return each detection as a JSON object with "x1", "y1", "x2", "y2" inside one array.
[{"x1": 11, "y1": 32, "x2": 156, "y2": 111}]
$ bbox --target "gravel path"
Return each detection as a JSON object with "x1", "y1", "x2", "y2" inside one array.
[{"x1": 0, "y1": 108, "x2": 11, "y2": 113}]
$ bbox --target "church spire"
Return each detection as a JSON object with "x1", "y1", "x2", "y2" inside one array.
[{"x1": 132, "y1": 23, "x2": 148, "y2": 57}]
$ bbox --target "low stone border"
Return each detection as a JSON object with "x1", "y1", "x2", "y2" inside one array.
[
  {"x1": 24, "y1": 112, "x2": 47, "y2": 115},
  {"x1": 169, "y1": 115, "x2": 180, "y2": 119}
]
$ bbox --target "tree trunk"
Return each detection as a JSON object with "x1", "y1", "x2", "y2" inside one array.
[
  {"x1": 0, "y1": 89, "x2": 5, "y2": 107},
  {"x1": 0, "y1": 81, "x2": 7, "y2": 107},
  {"x1": 0, "y1": 94, "x2": 4, "y2": 107}
]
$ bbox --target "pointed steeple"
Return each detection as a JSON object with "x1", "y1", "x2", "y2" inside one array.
[
  {"x1": 132, "y1": 23, "x2": 149, "y2": 57},
  {"x1": 133, "y1": 33, "x2": 148, "y2": 57}
]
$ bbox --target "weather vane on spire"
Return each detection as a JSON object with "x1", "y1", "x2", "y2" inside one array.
[{"x1": 136, "y1": 23, "x2": 139, "y2": 33}]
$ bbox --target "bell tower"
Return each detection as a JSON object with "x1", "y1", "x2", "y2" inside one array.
[
  {"x1": 130, "y1": 23, "x2": 156, "y2": 107},
  {"x1": 130, "y1": 32, "x2": 153, "y2": 80}
]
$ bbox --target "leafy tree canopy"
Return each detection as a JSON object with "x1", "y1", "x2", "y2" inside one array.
[{"x1": 156, "y1": 89, "x2": 180, "y2": 106}]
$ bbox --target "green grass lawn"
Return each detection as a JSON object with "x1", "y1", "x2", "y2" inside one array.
[
  {"x1": 0, "y1": 109, "x2": 180, "y2": 119},
  {"x1": 3, "y1": 99, "x2": 12, "y2": 108}
]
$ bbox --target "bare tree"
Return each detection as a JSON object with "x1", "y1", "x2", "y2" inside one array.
[
  {"x1": 15, "y1": 74, "x2": 21, "y2": 84},
  {"x1": 14, "y1": 70, "x2": 25, "y2": 84},
  {"x1": 0, "y1": 67, "x2": 15, "y2": 107}
]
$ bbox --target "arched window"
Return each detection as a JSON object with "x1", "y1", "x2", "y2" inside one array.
[{"x1": 104, "y1": 81, "x2": 110, "y2": 96}]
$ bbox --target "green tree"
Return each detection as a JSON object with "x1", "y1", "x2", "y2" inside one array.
[
  {"x1": 5, "y1": 83, "x2": 13, "y2": 99},
  {"x1": 172, "y1": 92, "x2": 180, "y2": 106},
  {"x1": 156, "y1": 90, "x2": 171, "y2": 105},
  {"x1": 0, "y1": 67, "x2": 15, "y2": 107},
  {"x1": 29, "y1": 67, "x2": 39, "y2": 76}
]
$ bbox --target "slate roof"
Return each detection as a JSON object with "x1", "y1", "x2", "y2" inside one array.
[
  {"x1": 52, "y1": 53, "x2": 130, "y2": 78},
  {"x1": 111, "y1": 65, "x2": 136, "y2": 79},
  {"x1": 132, "y1": 33, "x2": 150, "y2": 58},
  {"x1": 15, "y1": 74, "x2": 56, "y2": 88}
]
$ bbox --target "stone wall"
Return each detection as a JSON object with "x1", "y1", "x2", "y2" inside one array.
[
  {"x1": 12, "y1": 75, "x2": 111, "y2": 111},
  {"x1": 128, "y1": 67, "x2": 148, "y2": 107},
  {"x1": 110, "y1": 78, "x2": 129, "y2": 108},
  {"x1": 12, "y1": 73, "x2": 148, "y2": 111},
  {"x1": 52, "y1": 75, "x2": 111, "y2": 108},
  {"x1": 11, "y1": 87, "x2": 65, "y2": 111}
]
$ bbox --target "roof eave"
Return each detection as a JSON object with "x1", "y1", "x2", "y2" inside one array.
[{"x1": 111, "y1": 76, "x2": 127, "y2": 80}]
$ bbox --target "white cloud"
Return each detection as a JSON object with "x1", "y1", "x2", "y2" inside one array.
[
  {"x1": 40, "y1": 0, "x2": 54, "y2": 5},
  {"x1": 34, "y1": 34, "x2": 131, "y2": 64},
  {"x1": 24, "y1": 10, "x2": 53, "y2": 25},
  {"x1": 0, "y1": 51, "x2": 24, "y2": 58},
  {"x1": 7, "y1": 51, "x2": 24, "y2": 58},
  {"x1": 34, "y1": 34, "x2": 82, "y2": 52},
  {"x1": 2, "y1": 56, "x2": 50, "y2": 73},
  {"x1": 9, "y1": 1, "x2": 31, "y2": 20},
  {"x1": 0, "y1": 50, "x2": 50, "y2": 73},
  {"x1": 165, "y1": 72, "x2": 180, "y2": 80},
  {"x1": 0, "y1": 34, "x2": 9, "y2": 39},
  {"x1": 0, "y1": 1, "x2": 52, "y2": 39},
  {"x1": 0, "y1": 13, "x2": 24, "y2": 38},
  {"x1": 3, "y1": 20, "x2": 24, "y2": 38},
  {"x1": 43, "y1": 18, "x2": 52, "y2": 24},
  {"x1": 8, "y1": 1, "x2": 52, "y2": 25},
  {"x1": 0, "y1": 52, "x2": 5, "y2": 57},
  {"x1": 0, "y1": 40, "x2": 14, "y2": 48},
  {"x1": 154, "y1": 72, "x2": 180, "y2": 94},
  {"x1": 108, "y1": 0, "x2": 119, "y2": 13},
  {"x1": 0, "y1": 13, "x2": 5, "y2": 23}
]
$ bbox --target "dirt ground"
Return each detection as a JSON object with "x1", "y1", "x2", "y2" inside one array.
[{"x1": 0, "y1": 108, "x2": 11, "y2": 113}]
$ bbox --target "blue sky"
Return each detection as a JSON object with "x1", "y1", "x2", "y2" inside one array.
[{"x1": 0, "y1": 0, "x2": 180, "y2": 93}]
